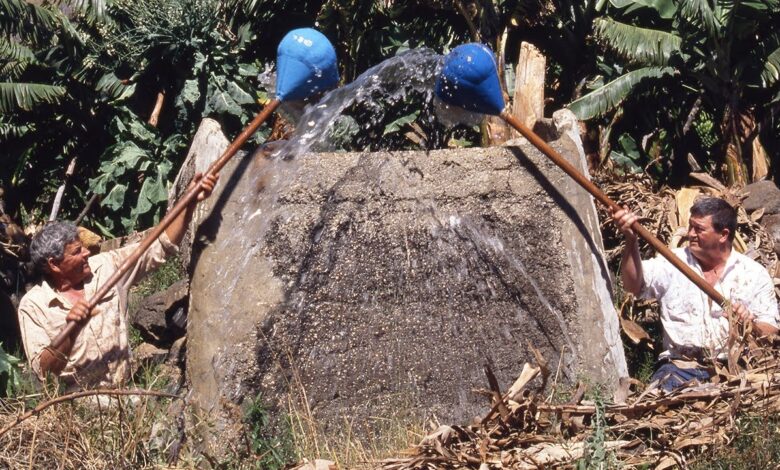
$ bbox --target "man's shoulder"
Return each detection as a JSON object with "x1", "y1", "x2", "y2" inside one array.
[
  {"x1": 18, "y1": 283, "x2": 50, "y2": 313},
  {"x1": 731, "y1": 251, "x2": 771, "y2": 276},
  {"x1": 88, "y1": 249, "x2": 115, "y2": 267},
  {"x1": 645, "y1": 247, "x2": 691, "y2": 266}
]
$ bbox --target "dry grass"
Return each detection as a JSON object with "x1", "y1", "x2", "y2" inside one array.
[
  {"x1": 0, "y1": 358, "x2": 429, "y2": 470},
  {"x1": 285, "y1": 388, "x2": 429, "y2": 469},
  {"x1": 0, "y1": 362, "x2": 216, "y2": 470},
  {"x1": 0, "y1": 387, "x2": 192, "y2": 469},
  {"x1": 246, "y1": 343, "x2": 430, "y2": 469}
]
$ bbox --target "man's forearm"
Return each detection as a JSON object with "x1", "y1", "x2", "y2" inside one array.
[
  {"x1": 164, "y1": 203, "x2": 195, "y2": 247},
  {"x1": 39, "y1": 326, "x2": 81, "y2": 376},
  {"x1": 754, "y1": 321, "x2": 779, "y2": 337},
  {"x1": 621, "y1": 238, "x2": 644, "y2": 295}
]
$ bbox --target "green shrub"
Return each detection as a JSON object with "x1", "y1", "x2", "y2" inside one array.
[
  {"x1": 244, "y1": 394, "x2": 296, "y2": 470},
  {"x1": 0, "y1": 342, "x2": 21, "y2": 397}
]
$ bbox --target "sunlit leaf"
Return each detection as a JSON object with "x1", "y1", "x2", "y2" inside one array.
[
  {"x1": 227, "y1": 81, "x2": 254, "y2": 105},
  {"x1": 383, "y1": 110, "x2": 420, "y2": 135},
  {"x1": 568, "y1": 67, "x2": 675, "y2": 120},
  {"x1": 609, "y1": 0, "x2": 676, "y2": 18},
  {"x1": 679, "y1": 0, "x2": 719, "y2": 36},
  {"x1": 96, "y1": 73, "x2": 136, "y2": 101},
  {"x1": 762, "y1": 46, "x2": 780, "y2": 87},
  {"x1": 0, "y1": 82, "x2": 66, "y2": 112},
  {"x1": 0, "y1": 342, "x2": 21, "y2": 397},
  {"x1": 594, "y1": 18, "x2": 681, "y2": 65},
  {"x1": 103, "y1": 183, "x2": 127, "y2": 210},
  {"x1": 136, "y1": 171, "x2": 168, "y2": 215}
]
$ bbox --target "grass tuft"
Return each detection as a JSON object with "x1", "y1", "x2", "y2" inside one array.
[{"x1": 692, "y1": 414, "x2": 780, "y2": 469}]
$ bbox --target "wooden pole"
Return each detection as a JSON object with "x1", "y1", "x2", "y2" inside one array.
[
  {"x1": 500, "y1": 110, "x2": 726, "y2": 306},
  {"x1": 50, "y1": 99, "x2": 281, "y2": 349}
]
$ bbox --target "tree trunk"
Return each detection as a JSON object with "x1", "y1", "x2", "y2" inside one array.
[
  {"x1": 511, "y1": 42, "x2": 546, "y2": 134},
  {"x1": 721, "y1": 106, "x2": 748, "y2": 186}
]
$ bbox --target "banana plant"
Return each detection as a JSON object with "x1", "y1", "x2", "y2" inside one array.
[
  {"x1": 1, "y1": 0, "x2": 272, "y2": 234},
  {"x1": 569, "y1": 0, "x2": 780, "y2": 184}
]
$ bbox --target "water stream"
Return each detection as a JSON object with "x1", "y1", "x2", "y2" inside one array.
[{"x1": 202, "y1": 47, "x2": 575, "y2": 385}]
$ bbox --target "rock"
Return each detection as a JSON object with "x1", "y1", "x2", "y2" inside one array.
[
  {"x1": 167, "y1": 336, "x2": 187, "y2": 366},
  {"x1": 167, "y1": 119, "x2": 228, "y2": 268},
  {"x1": 762, "y1": 214, "x2": 780, "y2": 256},
  {"x1": 743, "y1": 180, "x2": 780, "y2": 215},
  {"x1": 133, "y1": 342, "x2": 167, "y2": 365},
  {"x1": 133, "y1": 341, "x2": 185, "y2": 392},
  {"x1": 129, "y1": 279, "x2": 189, "y2": 347},
  {"x1": 186, "y1": 136, "x2": 626, "y2": 453}
]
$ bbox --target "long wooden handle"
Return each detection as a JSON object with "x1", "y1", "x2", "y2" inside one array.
[
  {"x1": 500, "y1": 110, "x2": 725, "y2": 305},
  {"x1": 50, "y1": 99, "x2": 281, "y2": 349}
]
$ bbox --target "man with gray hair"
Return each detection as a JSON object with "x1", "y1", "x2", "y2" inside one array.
[
  {"x1": 612, "y1": 197, "x2": 779, "y2": 392},
  {"x1": 18, "y1": 174, "x2": 217, "y2": 390}
]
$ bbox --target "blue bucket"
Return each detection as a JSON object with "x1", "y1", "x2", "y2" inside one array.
[
  {"x1": 276, "y1": 28, "x2": 339, "y2": 101},
  {"x1": 435, "y1": 43, "x2": 505, "y2": 116}
]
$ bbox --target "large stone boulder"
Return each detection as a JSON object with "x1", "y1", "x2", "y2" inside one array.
[
  {"x1": 129, "y1": 279, "x2": 189, "y2": 347},
  {"x1": 186, "y1": 123, "x2": 626, "y2": 448},
  {"x1": 744, "y1": 180, "x2": 780, "y2": 215}
]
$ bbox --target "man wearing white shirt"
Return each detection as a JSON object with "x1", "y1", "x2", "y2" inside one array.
[{"x1": 612, "y1": 197, "x2": 779, "y2": 391}]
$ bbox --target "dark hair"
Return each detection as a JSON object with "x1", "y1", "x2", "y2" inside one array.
[
  {"x1": 690, "y1": 197, "x2": 737, "y2": 241},
  {"x1": 29, "y1": 221, "x2": 79, "y2": 274}
]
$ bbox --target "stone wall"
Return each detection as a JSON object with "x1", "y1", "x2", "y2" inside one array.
[{"x1": 185, "y1": 120, "x2": 626, "y2": 449}]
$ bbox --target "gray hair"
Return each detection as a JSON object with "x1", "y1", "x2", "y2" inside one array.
[{"x1": 30, "y1": 221, "x2": 79, "y2": 274}]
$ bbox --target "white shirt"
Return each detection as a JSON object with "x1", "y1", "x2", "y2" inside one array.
[
  {"x1": 18, "y1": 234, "x2": 177, "y2": 389},
  {"x1": 641, "y1": 247, "x2": 778, "y2": 360}
]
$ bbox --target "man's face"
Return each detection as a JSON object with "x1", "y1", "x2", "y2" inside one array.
[
  {"x1": 50, "y1": 240, "x2": 92, "y2": 285},
  {"x1": 687, "y1": 215, "x2": 728, "y2": 257}
]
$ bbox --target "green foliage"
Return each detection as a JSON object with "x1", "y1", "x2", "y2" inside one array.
[
  {"x1": 762, "y1": 46, "x2": 780, "y2": 87},
  {"x1": 0, "y1": 82, "x2": 66, "y2": 113},
  {"x1": 576, "y1": 388, "x2": 619, "y2": 469},
  {"x1": 0, "y1": 0, "x2": 75, "y2": 43},
  {"x1": 88, "y1": 112, "x2": 179, "y2": 234},
  {"x1": 569, "y1": 0, "x2": 780, "y2": 183},
  {"x1": 1, "y1": 0, "x2": 773, "y2": 232},
  {"x1": 0, "y1": 342, "x2": 21, "y2": 397},
  {"x1": 129, "y1": 325, "x2": 144, "y2": 349},
  {"x1": 244, "y1": 394, "x2": 296, "y2": 470},
  {"x1": 134, "y1": 255, "x2": 185, "y2": 299},
  {"x1": 316, "y1": 0, "x2": 470, "y2": 82},
  {"x1": 1, "y1": 0, "x2": 271, "y2": 236},
  {"x1": 569, "y1": 66, "x2": 675, "y2": 120},
  {"x1": 131, "y1": 361, "x2": 169, "y2": 391},
  {"x1": 592, "y1": 18, "x2": 681, "y2": 66}
]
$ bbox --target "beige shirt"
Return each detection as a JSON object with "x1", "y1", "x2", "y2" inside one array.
[
  {"x1": 17, "y1": 234, "x2": 177, "y2": 389},
  {"x1": 641, "y1": 247, "x2": 779, "y2": 360}
]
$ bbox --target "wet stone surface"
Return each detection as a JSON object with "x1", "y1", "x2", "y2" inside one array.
[{"x1": 186, "y1": 138, "x2": 625, "y2": 449}]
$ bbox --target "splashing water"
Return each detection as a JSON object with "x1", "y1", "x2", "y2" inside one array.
[
  {"x1": 203, "y1": 48, "x2": 575, "y2": 380},
  {"x1": 210, "y1": 48, "x2": 454, "y2": 306}
]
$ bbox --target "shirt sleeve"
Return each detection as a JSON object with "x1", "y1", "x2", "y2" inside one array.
[
  {"x1": 737, "y1": 267, "x2": 779, "y2": 327},
  {"x1": 17, "y1": 298, "x2": 54, "y2": 381},
  {"x1": 99, "y1": 231, "x2": 179, "y2": 288},
  {"x1": 639, "y1": 254, "x2": 673, "y2": 300}
]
